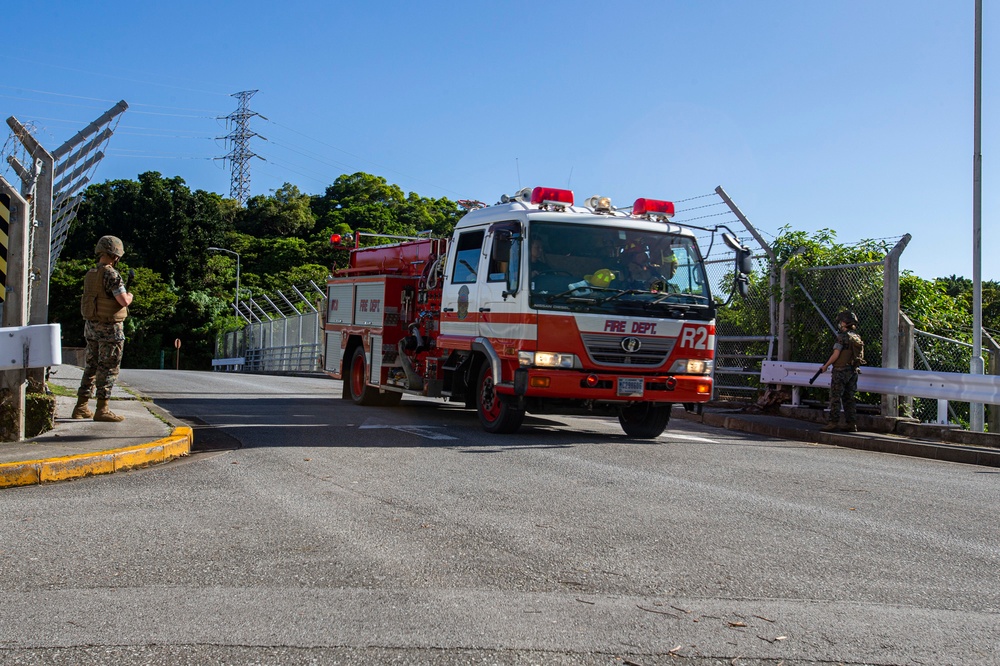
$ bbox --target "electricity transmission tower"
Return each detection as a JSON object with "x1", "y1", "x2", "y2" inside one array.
[{"x1": 217, "y1": 90, "x2": 265, "y2": 205}]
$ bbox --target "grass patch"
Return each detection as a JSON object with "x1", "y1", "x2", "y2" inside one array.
[{"x1": 47, "y1": 383, "x2": 77, "y2": 398}]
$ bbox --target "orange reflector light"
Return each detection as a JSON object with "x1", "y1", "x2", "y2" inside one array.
[
  {"x1": 530, "y1": 187, "x2": 574, "y2": 207},
  {"x1": 529, "y1": 377, "x2": 551, "y2": 388},
  {"x1": 696, "y1": 383, "x2": 710, "y2": 394},
  {"x1": 633, "y1": 198, "x2": 675, "y2": 218}
]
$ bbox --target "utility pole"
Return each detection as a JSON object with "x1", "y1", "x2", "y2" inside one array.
[{"x1": 217, "y1": 90, "x2": 265, "y2": 206}]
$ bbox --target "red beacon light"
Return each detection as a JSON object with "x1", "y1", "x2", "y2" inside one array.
[
  {"x1": 632, "y1": 198, "x2": 675, "y2": 220},
  {"x1": 530, "y1": 186, "x2": 574, "y2": 209},
  {"x1": 330, "y1": 232, "x2": 355, "y2": 248}
]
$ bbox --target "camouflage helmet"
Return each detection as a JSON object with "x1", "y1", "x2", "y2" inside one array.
[
  {"x1": 835, "y1": 310, "x2": 858, "y2": 326},
  {"x1": 95, "y1": 235, "x2": 125, "y2": 259}
]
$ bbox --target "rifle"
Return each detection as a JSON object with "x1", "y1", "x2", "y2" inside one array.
[
  {"x1": 808, "y1": 365, "x2": 824, "y2": 385},
  {"x1": 125, "y1": 268, "x2": 135, "y2": 290}
]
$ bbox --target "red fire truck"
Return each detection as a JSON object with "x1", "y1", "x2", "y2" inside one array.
[{"x1": 323, "y1": 186, "x2": 751, "y2": 438}]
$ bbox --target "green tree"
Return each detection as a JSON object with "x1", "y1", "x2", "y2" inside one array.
[
  {"x1": 66, "y1": 172, "x2": 234, "y2": 287},
  {"x1": 238, "y1": 183, "x2": 316, "y2": 237},
  {"x1": 54, "y1": 171, "x2": 457, "y2": 370}
]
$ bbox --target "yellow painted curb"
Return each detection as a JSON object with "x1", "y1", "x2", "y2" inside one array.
[{"x1": 0, "y1": 426, "x2": 193, "y2": 489}]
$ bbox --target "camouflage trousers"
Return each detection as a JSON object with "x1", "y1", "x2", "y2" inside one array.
[
  {"x1": 78, "y1": 321, "x2": 125, "y2": 401},
  {"x1": 828, "y1": 366, "x2": 859, "y2": 425}
]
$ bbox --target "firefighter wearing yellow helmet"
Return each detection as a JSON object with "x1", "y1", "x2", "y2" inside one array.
[{"x1": 74, "y1": 235, "x2": 134, "y2": 423}]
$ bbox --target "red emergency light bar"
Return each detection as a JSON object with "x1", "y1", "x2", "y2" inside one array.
[
  {"x1": 632, "y1": 198, "x2": 675, "y2": 218},
  {"x1": 330, "y1": 232, "x2": 355, "y2": 248},
  {"x1": 530, "y1": 186, "x2": 574, "y2": 207}
]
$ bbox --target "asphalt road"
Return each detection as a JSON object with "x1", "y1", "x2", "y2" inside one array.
[{"x1": 1, "y1": 370, "x2": 997, "y2": 666}]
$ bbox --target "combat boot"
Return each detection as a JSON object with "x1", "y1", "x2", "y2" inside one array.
[
  {"x1": 93, "y1": 398, "x2": 125, "y2": 423},
  {"x1": 71, "y1": 395, "x2": 93, "y2": 419},
  {"x1": 820, "y1": 421, "x2": 839, "y2": 432},
  {"x1": 841, "y1": 423, "x2": 858, "y2": 432}
]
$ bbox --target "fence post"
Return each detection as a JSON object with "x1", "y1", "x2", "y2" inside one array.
[
  {"x1": 985, "y1": 329, "x2": 1000, "y2": 434},
  {"x1": 881, "y1": 234, "x2": 911, "y2": 417},
  {"x1": 778, "y1": 263, "x2": 792, "y2": 362},
  {"x1": 776, "y1": 249, "x2": 806, "y2": 363},
  {"x1": 0, "y1": 179, "x2": 30, "y2": 440},
  {"x1": 898, "y1": 312, "x2": 915, "y2": 418}
]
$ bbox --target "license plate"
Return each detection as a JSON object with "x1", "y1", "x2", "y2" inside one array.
[{"x1": 617, "y1": 377, "x2": 644, "y2": 397}]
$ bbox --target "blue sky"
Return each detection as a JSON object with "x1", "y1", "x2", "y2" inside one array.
[{"x1": 2, "y1": 1, "x2": 997, "y2": 282}]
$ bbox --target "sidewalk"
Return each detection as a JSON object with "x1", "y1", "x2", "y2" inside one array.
[
  {"x1": 675, "y1": 403, "x2": 1000, "y2": 468},
  {"x1": 0, "y1": 365, "x2": 192, "y2": 489}
]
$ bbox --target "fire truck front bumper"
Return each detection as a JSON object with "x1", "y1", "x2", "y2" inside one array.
[{"x1": 508, "y1": 368, "x2": 712, "y2": 403}]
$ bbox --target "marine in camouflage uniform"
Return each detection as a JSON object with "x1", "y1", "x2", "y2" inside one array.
[
  {"x1": 73, "y1": 235, "x2": 134, "y2": 423},
  {"x1": 819, "y1": 311, "x2": 864, "y2": 432}
]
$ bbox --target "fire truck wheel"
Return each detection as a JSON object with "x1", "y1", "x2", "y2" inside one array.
[
  {"x1": 476, "y1": 363, "x2": 524, "y2": 434},
  {"x1": 349, "y1": 346, "x2": 382, "y2": 406},
  {"x1": 618, "y1": 403, "x2": 671, "y2": 439}
]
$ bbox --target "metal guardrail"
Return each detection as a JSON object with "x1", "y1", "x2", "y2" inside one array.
[
  {"x1": 245, "y1": 343, "x2": 321, "y2": 374},
  {"x1": 761, "y1": 360, "x2": 1000, "y2": 424}
]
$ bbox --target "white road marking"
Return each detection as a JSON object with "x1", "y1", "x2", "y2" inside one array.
[
  {"x1": 359, "y1": 424, "x2": 457, "y2": 440},
  {"x1": 666, "y1": 433, "x2": 718, "y2": 443}
]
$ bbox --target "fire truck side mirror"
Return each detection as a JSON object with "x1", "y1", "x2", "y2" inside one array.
[
  {"x1": 722, "y1": 233, "x2": 754, "y2": 276},
  {"x1": 736, "y1": 248, "x2": 753, "y2": 276},
  {"x1": 735, "y1": 273, "x2": 750, "y2": 298}
]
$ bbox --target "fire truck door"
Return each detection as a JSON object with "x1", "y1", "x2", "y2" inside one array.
[
  {"x1": 440, "y1": 228, "x2": 484, "y2": 338},
  {"x1": 479, "y1": 226, "x2": 528, "y2": 343}
]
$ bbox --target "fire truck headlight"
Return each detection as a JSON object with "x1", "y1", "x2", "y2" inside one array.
[
  {"x1": 518, "y1": 352, "x2": 579, "y2": 368},
  {"x1": 668, "y1": 359, "x2": 713, "y2": 375}
]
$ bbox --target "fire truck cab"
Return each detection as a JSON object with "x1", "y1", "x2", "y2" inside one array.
[{"x1": 324, "y1": 186, "x2": 748, "y2": 438}]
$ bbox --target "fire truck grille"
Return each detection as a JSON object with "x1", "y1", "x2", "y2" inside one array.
[{"x1": 580, "y1": 334, "x2": 675, "y2": 367}]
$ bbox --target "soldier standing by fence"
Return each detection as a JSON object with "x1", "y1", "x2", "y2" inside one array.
[
  {"x1": 819, "y1": 311, "x2": 865, "y2": 432},
  {"x1": 73, "y1": 235, "x2": 134, "y2": 423}
]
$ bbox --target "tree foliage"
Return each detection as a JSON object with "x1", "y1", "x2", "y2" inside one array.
[{"x1": 51, "y1": 171, "x2": 459, "y2": 369}]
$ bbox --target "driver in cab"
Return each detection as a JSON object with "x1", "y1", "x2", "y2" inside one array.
[
  {"x1": 621, "y1": 241, "x2": 655, "y2": 287},
  {"x1": 621, "y1": 241, "x2": 674, "y2": 291},
  {"x1": 530, "y1": 238, "x2": 552, "y2": 278}
]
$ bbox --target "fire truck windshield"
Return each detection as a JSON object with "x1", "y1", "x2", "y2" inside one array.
[{"x1": 528, "y1": 222, "x2": 713, "y2": 320}]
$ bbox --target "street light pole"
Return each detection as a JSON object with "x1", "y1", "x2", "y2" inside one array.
[
  {"x1": 971, "y1": 0, "x2": 984, "y2": 431},
  {"x1": 208, "y1": 247, "x2": 241, "y2": 316}
]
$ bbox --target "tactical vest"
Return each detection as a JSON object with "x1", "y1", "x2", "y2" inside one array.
[
  {"x1": 80, "y1": 264, "x2": 127, "y2": 323},
  {"x1": 834, "y1": 331, "x2": 864, "y2": 369}
]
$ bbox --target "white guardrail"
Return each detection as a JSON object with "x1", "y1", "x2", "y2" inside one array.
[
  {"x1": 760, "y1": 360, "x2": 1000, "y2": 424},
  {"x1": 0, "y1": 324, "x2": 62, "y2": 370}
]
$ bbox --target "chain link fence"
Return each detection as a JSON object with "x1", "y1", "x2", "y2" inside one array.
[
  {"x1": 910, "y1": 329, "x2": 993, "y2": 426},
  {"x1": 672, "y1": 189, "x2": 777, "y2": 402},
  {"x1": 790, "y1": 262, "x2": 885, "y2": 366},
  {"x1": 702, "y1": 250, "x2": 774, "y2": 401}
]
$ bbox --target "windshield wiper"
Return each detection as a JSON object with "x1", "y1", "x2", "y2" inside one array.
[
  {"x1": 545, "y1": 285, "x2": 617, "y2": 304},
  {"x1": 594, "y1": 289, "x2": 643, "y2": 305}
]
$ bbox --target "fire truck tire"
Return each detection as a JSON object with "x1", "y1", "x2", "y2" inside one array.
[
  {"x1": 618, "y1": 403, "x2": 671, "y2": 439},
  {"x1": 476, "y1": 363, "x2": 524, "y2": 434},
  {"x1": 348, "y1": 346, "x2": 382, "y2": 406}
]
